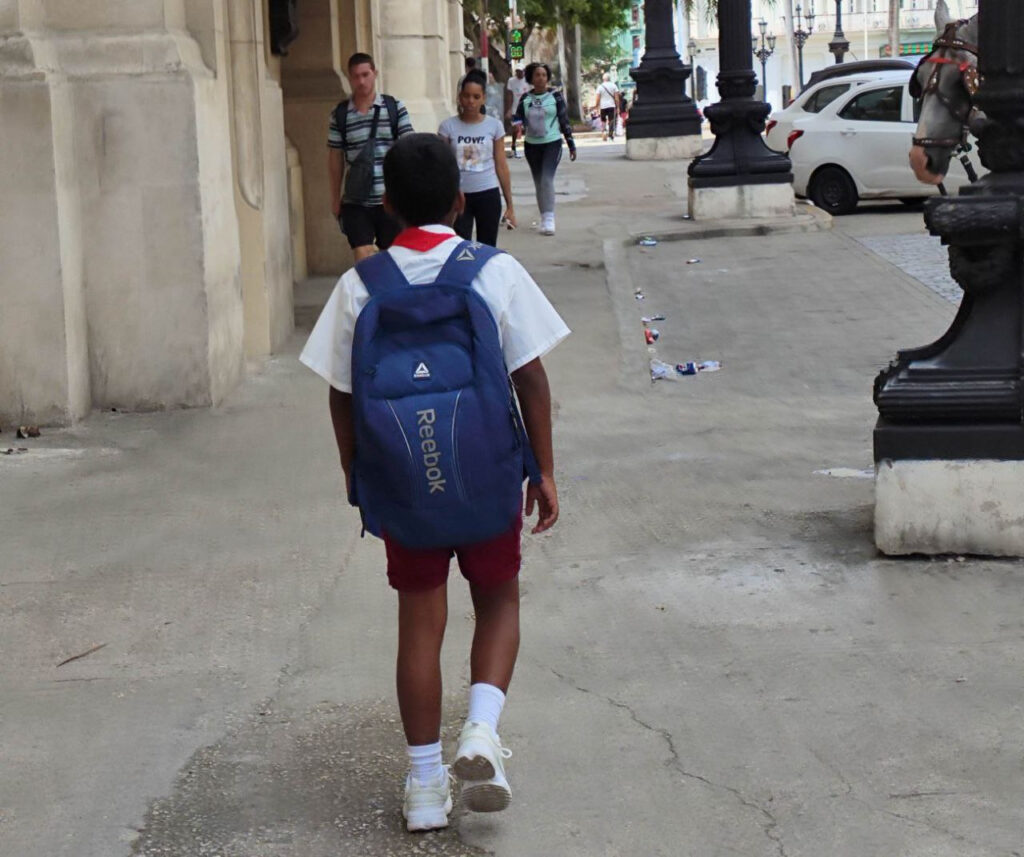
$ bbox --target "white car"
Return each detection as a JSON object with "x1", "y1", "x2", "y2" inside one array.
[
  {"x1": 786, "y1": 74, "x2": 982, "y2": 215},
  {"x1": 764, "y1": 69, "x2": 911, "y2": 155}
]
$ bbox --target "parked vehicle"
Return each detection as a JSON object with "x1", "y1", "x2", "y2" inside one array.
[
  {"x1": 802, "y1": 58, "x2": 915, "y2": 92},
  {"x1": 765, "y1": 69, "x2": 911, "y2": 155},
  {"x1": 785, "y1": 73, "x2": 983, "y2": 215}
]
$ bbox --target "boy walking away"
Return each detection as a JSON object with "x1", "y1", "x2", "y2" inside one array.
[
  {"x1": 593, "y1": 73, "x2": 619, "y2": 141},
  {"x1": 329, "y1": 52, "x2": 414, "y2": 262},
  {"x1": 300, "y1": 133, "x2": 569, "y2": 832}
]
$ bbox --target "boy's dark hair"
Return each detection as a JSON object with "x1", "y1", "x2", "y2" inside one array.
[
  {"x1": 524, "y1": 62, "x2": 551, "y2": 86},
  {"x1": 460, "y1": 69, "x2": 487, "y2": 92},
  {"x1": 348, "y1": 52, "x2": 376, "y2": 71},
  {"x1": 383, "y1": 134, "x2": 460, "y2": 226}
]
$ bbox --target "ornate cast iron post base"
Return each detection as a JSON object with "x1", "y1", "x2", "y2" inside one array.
[
  {"x1": 625, "y1": 0, "x2": 703, "y2": 160},
  {"x1": 688, "y1": 0, "x2": 794, "y2": 218},
  {"x1": 874, "y1": 1, "x2": 1024, "y2": 555}
]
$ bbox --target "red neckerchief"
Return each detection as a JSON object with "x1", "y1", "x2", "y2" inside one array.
[{"x1": 391, "y1": 227, "x2": 453, "y2": 252}]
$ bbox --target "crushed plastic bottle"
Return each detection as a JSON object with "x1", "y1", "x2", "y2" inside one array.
[
  {"x1": 641, "y1": 314, "x2": 666, "y2": 324},
  {"x1": 634, "y1": 288, "x2": 646, "y2": 301},
  {"x1": 675, "y1": 360, "x2": 722, "y2": 376},
  {"x1": 644, "y1": 328, "x2": 660, "y2": 344},
  {"x1": 650, "y1": 359, "x2": 677, "y2": 382},
  {"x1": 686, "y1": 258, "x2": 702, "y2": 265},
  {"x1": 638, "y1": 236, "x2": 659, "y2": 247}
]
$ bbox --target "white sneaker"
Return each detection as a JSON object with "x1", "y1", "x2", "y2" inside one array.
[
  {"x1": 540, "y1": 213, "x2": 555, "y2": 236},
  {"x1": 453, "y1": 721, "x2": 513, "y2": 812},
  {"x1": 403, "y1": 766, "x2": 453, "y2": 832}
]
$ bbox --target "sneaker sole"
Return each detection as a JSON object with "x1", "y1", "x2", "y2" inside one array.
[
  {"x1": 461, "y1": 782, "x2": 512, "y2": 813},
  {"x1": 452, "y1": 753, "x2": 496, "y2": 781}
]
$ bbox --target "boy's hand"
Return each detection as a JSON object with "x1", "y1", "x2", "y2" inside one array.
[{"x1": 525, "y1": 477, "x2": 559, "y2": 533}]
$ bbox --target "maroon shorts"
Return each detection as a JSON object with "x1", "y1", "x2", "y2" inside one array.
[{"x1": 384, "y1": 515, "x2": 523, "y2": 592}]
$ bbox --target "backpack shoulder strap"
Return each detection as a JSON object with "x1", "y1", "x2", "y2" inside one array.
[
  {"x1": 436, "y1": 240, "x2": 503, "y2": 288},
  {"x1": 334, "y1": 99, "x2": 350, "y2": 149},
  {"x1": 355, "y1": 250, "x2": 409, "y2": 298},
  {"x1": 382, "y1": 94, "x2": 400, "y2": 139}
]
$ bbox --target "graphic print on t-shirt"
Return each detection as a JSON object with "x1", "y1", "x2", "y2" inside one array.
[{"x1": 456, "y1": 134, "x2": 488, "y2": 172}]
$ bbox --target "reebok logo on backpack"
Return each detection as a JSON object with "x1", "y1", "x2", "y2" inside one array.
[{"x1": 348, "y1": 240, "x2": 541, "y2": 549}]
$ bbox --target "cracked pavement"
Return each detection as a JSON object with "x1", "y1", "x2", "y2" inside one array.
[{"x1": 4, "y1": 145, "x2": 1024, "y2": 857}]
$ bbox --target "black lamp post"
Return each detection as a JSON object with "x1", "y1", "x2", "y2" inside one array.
[
  {"x1": 793, "y1": 3, "x2": 815, "y2": 89},
  {"x1": 828, "y1": 0, "x2": 850, "y2": 63},
  {"x1": 751, "y1": 20, "x2": 776, "y2": 101},
  {"x1": 874, "y1": 1, "x2": 1024, "y2": 548},
  {"x1": 688, "y1": 0, "x2": 792, "y2": 191},
  {"x1": 687, "y1": 37, "x2": 698, "y2": 101},
  {"x1": 626, "y1": 0, "x2": 701, "y2": 144}
]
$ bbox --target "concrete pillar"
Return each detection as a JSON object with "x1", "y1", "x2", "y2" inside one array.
[
  {"x1": 0, "y1": 9, "x2": 91, "y2": 425},
  {"x1": 0, "y1": 0, "x2": 247, "y2": 421},
  {"x1": 282, "y1": 0, "x2": 351, "y2": 275},
  {"x1": 377, "y1": 0, "x2": 450, "y2": 131}
]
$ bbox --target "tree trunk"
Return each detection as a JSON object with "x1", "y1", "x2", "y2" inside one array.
[
  {"x1": 563, "y1": 21, "x2": 583, "y2": 119},
  {"x1": 887, "y1": 0, "x2": 900, "y2": 58},
  {"x1": 556, "y1": 15, "x2": 569, "y2": 92}
]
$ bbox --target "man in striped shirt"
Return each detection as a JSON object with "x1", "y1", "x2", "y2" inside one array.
[{"x1": 329, "y1": 53, "x2": 415, "y2": 261}]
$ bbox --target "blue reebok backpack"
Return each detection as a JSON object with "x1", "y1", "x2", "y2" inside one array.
[{"x1": 349, "y1": 239, "x2": 541, "y2": 550}]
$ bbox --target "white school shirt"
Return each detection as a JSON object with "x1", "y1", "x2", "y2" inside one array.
[
  {"x1": 597, "y1": 81, "x2": 619, "y2": 110},
  {"x1": 299, "y1": 225, "x2": 571, "y2": 393}
]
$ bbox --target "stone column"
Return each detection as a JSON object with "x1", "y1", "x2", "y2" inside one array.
[
  {"x1": 0, "y1": 0, "x2": 245, "y2": 423},
  {"x1": 377, "y1": 0, "x2": 451, "y2": 131},
  {"x1": 687, "y1": 0, "x2": 794, "y2": 219},
  {"x1": 874, "y1": 2, "x2": 1024, "y2": 555},
  {"x1": 625, "y1": 0, "x2": 703, "y2": 160}
]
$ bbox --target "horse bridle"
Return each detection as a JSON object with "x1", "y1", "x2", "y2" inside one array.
[{"x1": 910, "y1": 19, "x2": 981, "y2": 150}]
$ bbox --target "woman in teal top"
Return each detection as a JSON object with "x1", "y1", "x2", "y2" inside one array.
[{"x1": 512, "y1": 63, "x2": 576, "y2": 236}]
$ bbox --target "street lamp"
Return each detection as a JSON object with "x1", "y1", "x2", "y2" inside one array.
[
  {"x1": 687, "y1": 37, "x2": 698, "y2": 100},
  {"x1": 793, "y1": 3, "x2": 815, "y2": 89},
  {"x1": 828, "y1": 0, "x2": 850, "y2": 63},
  {"x1": 751, "y1": 20, "x2": 776, "y2": 102}
]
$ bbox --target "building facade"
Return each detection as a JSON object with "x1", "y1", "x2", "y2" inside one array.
[
  {"x1": 0, "y1": 0, "x2": 465, "y2": 426},
  {"x1": 687, "y1": 0, "x2": 980, "y2": 112}
]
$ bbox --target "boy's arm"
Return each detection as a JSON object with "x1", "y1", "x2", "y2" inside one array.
[
  {"x1": 328, "y1": 387, "x2": 355, "y2": 495},
  {"x1": 511, "y1": 357, "x2": 559, "y2": 533}
]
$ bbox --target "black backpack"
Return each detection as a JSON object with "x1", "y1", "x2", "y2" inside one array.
[{"x1": 334, "y1": 94, "x2": 401, "y2": 150}]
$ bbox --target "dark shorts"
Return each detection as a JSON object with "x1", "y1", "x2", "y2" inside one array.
[
  {"x1": 601, "y1": 107, "x2": 616, "y2": 124},
  {"x1": 384, "y1": 514, "x2": 523, "y2": 592},
  {"x1": 339, "y1": 204, "x2": 401, "y2": 251}
]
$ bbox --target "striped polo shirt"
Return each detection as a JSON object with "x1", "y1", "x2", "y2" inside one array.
[{"x1": 327, "y1": 94, "x2": 415, "y2": 206}]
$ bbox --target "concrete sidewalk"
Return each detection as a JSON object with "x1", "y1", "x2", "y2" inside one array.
[{"x1": 3, "y1": 143, "x2": 1023, "y2": 857}]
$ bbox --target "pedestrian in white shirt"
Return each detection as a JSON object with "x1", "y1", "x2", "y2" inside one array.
[{"x1": 593, "y1": 73, "x2": 620, "y2": 141}]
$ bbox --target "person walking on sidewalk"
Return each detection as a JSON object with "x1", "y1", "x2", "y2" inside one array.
[
  {"x1": 300, "y1": 133, "x2": 568, "y2": 833},
  {"x1": 593, "y1": 73, "x2": 619, "y2": 141},
  {"x1": 505, "y1": 67, "x2": 529, "y2": 159},
  {"x1": 439, "y1": 69, "x2": 517, "y2": 246},
  {"x1": 513, "y1": 62, "x2": 576, "y2": 236},
  {"x1": 328, "y1": 52, "x2": 414, "y2": 261}
]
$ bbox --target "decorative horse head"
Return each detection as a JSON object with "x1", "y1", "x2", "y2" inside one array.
[{"x1": 908, "y1": 1, "x2": 980, "y2": 185}]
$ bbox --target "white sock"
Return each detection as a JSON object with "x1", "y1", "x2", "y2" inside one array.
[
  {"x1": 467, "y1": 683, "x2": 506, "y2": 733},
  {"x1": 407, "y1": 741, "x2": 444, "y2": 784}
]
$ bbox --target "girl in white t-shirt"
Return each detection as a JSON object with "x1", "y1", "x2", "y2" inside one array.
[{"x1": 439, "y1": 70, "x2": 516, "y2": 246}]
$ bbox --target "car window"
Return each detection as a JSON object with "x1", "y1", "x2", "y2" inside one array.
[
  {"x1": 839, "y1": 86, "x2": 904, "y2": 122},
  {"x1": 803, "y1": 83, "x2": 851, "y2": 113}
]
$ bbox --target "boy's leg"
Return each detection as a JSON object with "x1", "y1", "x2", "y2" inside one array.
[
  {"x1": 468, "y1": 577, "x2": 520, "y2": 691},
  {"x1": 451, "y1": 519, "x2": 521, "y2": 812},
  {"x1": 396, "y1": 583, "x2": 448, "y2": 745}
]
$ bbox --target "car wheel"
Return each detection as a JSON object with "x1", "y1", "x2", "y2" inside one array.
[{"x1": 809, "y1": 166, "x2": 858, "y2": 216}]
